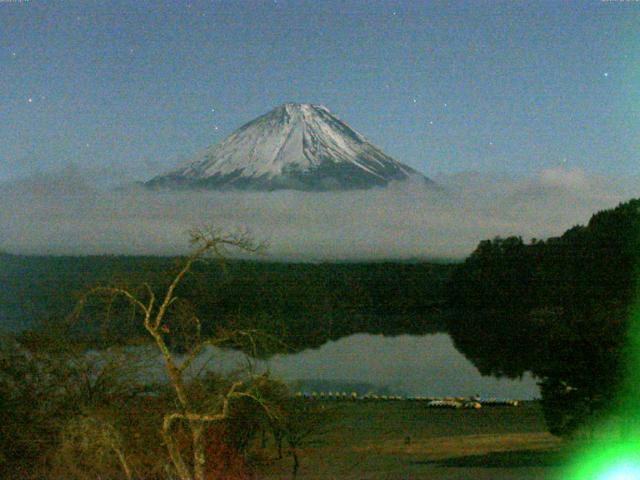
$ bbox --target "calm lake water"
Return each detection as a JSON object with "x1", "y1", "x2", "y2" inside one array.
[{"x1": 171, "y1": 333, "x2": 540, "y2": 400}]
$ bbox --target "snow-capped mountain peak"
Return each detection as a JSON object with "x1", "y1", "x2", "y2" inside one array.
[{"x1": 147, "y1": 103, "x2": 431, "y2": 191}]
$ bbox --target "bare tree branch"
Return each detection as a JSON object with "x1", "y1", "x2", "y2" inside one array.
[{"x1": 71, "y1": 227, "x2": 275, "y2": 480}]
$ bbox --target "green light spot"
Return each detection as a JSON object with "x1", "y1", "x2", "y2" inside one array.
[
  {"x1": 598, "y1": 462, "x2": 640, "y2": 480},
  {"x1": 563, "y1": 440, "x2": 640, "y2": 480}
]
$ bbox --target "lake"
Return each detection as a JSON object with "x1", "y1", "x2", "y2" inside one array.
[{"x1": 174, "y1": 333, "x2": 540, "y2": 399}]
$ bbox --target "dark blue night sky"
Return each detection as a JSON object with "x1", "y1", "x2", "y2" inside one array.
[{"x1": 2, "y1": 0, "x2": 638, "y2": 183}]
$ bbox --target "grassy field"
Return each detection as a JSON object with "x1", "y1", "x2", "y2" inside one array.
[{"x1": 261, "y1": 401, "x2": 565, "y2": 479}]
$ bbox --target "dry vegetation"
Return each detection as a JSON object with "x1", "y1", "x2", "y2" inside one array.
[{"x1": 0, "y1": 229, "x2": 330, "y2": 480}]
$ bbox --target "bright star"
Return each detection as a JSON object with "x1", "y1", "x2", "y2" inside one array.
[
  {"x1": 604, "y1": 72, "x2": 609, "y2": 78},
  {"x1": 27, "y1": 97, "x2": 33, "y2": 103},
  {"x1": 412, "y1": 97, "x2": 417, "y2": 103}
]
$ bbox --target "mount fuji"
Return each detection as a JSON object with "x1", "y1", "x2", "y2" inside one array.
[{"x1": 146, "y1": 103, "x2": 432, "y2": 191}]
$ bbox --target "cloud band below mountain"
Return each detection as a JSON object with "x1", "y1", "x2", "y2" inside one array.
[{"x1": 1, "y1": 167, "x2": 638, "y2": 260}]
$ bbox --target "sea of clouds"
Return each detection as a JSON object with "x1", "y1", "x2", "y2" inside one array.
[{"x1": 1, "y1": 166, "x2": 638, "y2": 261}]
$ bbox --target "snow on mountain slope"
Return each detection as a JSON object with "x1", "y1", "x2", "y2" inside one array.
[{"x1": 147, "y1": 103, "x2": 432, "y2": 191}]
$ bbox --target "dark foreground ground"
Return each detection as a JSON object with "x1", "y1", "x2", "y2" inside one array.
[{"x1": 262, "y1": 401, "x2": 564, "y2": 480}]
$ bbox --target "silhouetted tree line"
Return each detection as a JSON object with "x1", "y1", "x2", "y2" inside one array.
[
  {"x1": 0, "y1": 255, "x2": 450, "y2": 353},
  {"x1": 446, "y1": 198, "x2": 640, "y2": 436}
]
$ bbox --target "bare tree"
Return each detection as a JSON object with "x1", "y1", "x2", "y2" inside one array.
[
  {"x1": 59, "y1": 415, "x2": 133, "y2": 480},
  {"x1": 74, "y1": 228, "x2": 279, "y2": 480},
  {"x1": 0, "y1": 328, "x2": 150, "y2": 479},
  {"x1": 283, "y1": 399, "x2": 335, "y2": 479}
]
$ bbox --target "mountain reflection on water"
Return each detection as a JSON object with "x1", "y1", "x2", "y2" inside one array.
[{"x1": 161, "y1": 333, "x2": 540, "y2": 400}]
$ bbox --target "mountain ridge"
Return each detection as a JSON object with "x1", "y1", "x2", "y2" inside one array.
[{"x1": 147, "y1": 103, "x2": 432, "y2": 191}]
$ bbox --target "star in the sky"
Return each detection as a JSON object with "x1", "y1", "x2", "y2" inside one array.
[
  {"x1": 27, "y1": 97, "x2": 33, "y2": 103},
  {"x1": 412, "y1": 97, "x2": 417, "y2": 103},
  {"x1": 11, "y1": 52, "x2": 16, "y2": 58},
  {"x1": 603, "y1": 72, "x2": 609, "y2": 78}
]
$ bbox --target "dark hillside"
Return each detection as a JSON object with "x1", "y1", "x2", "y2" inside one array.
[
  {"x1": 446, "y1": 198, "x2": 640, "y2": 436},
  {"x1": 0, "y1": 254, "x2": 452, "y2": 351}
]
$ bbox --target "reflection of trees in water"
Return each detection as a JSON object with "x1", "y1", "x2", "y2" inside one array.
[
  {"x1": 445, "y1": 309, "x2": 546, "y2": 380},
  {"x1": 273, "y1": 312, "x2": 446, "y2": 354},
  {"x1": 3, "y1": 254, "x2": 450, "y2": 354},
  {"x1": 444, "y1": 198, "x2": 640, "y2": 436}
]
